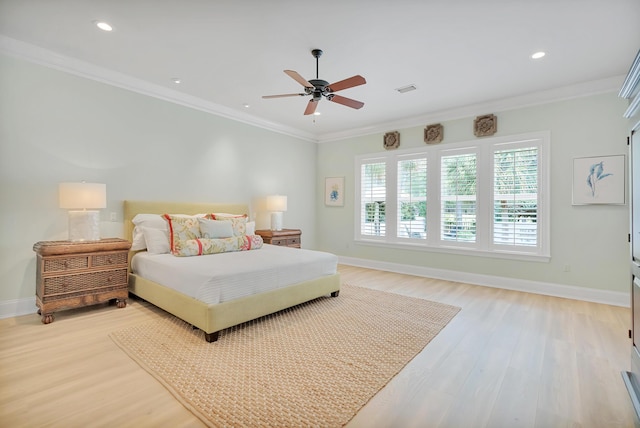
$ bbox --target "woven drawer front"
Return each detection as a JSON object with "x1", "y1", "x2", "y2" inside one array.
[
  {"x1": 91, "y1": 252, "x2": 127, "y2": 267},
  {"x1": 43, "y1": 269, "x2": 128, "y2": 295},
  {"x1": 271, "y1": 238, "x2": 287, "y2": 245},
  {"x1": 287, "y1": 237, "x2": 300, "y2": 245},
  {"x1": 44, "y1": 256, "x2": 89, "y2": 272}
]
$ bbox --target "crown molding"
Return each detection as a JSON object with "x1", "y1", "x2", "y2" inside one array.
[
  {"x1": 620, "y1": 49, "x2": 640, "y2": 99},
  {"x1": 619, "y1": 49, "x2": 640, "y2": 118},
  {"x1": 0, "y1": 35, "x2": 318, "y2": 142},
  {"x1": 1, "y1": 35, "x2": 624, "y2": 144},
  {"x1": 316, "y1": 75, "x2": 624, "y2": 143}
]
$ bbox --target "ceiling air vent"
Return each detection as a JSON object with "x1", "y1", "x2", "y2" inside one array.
[{"x1": 395, "y1": 84, "x2": 417, "y2": 94}]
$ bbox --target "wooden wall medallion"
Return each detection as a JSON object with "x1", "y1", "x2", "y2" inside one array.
[
  {"x1": 383, "y1": 131, "x2": 400, "y2": 150},
  {"x1": 474, "y1": 114, "x2": 497, "y2": 137},
  {"x1": 424, "y1": 124, "x2": 443, "y2": 144}
]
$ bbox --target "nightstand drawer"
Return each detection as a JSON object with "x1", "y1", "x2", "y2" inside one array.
[
  {"x1": 255, "y1": 229, "x2": 302, "y2": 248},
  {"x1": 91, "y1": 252, "x2": 127, "y2": 267},
  {"x1": 43, "y1": 268, "x2": 128, "y2": 296},
  {"x1": 44, "y1": 256, "x2": 89, "y2": 273},
  {"x1": 287, "y1": 237, "x2": 300, "y2": 246}
]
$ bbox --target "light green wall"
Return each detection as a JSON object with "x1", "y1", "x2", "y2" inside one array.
[
  {"x1": 0, "y1": 54, "x2": 316, "y2": 302},
  {"x1": 316, "y1": 92, "x2": 631, "y2": 293},
  {"x1": 0, "y1": 52, "x2": 631, "y2": 305}
]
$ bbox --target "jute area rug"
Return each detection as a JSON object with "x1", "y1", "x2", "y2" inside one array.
[{"x1": 110, "y1": 284, "x2": 460, "y2": 427}]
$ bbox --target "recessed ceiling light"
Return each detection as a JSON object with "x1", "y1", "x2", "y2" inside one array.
[
  {"x1": 313, "y1": 111, "x2": 321, "y2": 116},
  {"x1": 531, "y1": 51, "x2": 546, "y2": 59},
  {"x1": 171, "y1": 78, "x2": 181, "y2": 84},
  {"x1": 94, "y1": 21, "x2": 113, "y2": 32},
  {"x1": 243, "y1": 103, "x2": 250, "y2": 108}
]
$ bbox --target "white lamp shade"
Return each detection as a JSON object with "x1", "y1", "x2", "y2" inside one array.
[
  {"x1": 59, "y1": 182, "x2": 107, "y2": 209},
  {"x1": 266, "y1": 195, "x2": 287, "y2": 212}
]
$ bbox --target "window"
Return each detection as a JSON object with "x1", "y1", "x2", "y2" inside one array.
[
  {"x1": 360, "y1": 160, "x2": 386, "y2": 238},
  {"x1": 397, "y1": 156, "x2": 427, "y2": 240},
  {"x1": 355, "y1": 132, "x2": 549, "y2": 260},
  {"x1": 492, "y1": 145, "x2": 539, "y2": 249},
  {"x1": 440, "y1": 152, "x2": 477, "y2": 243}
]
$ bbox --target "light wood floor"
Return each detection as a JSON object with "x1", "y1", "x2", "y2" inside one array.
[{"x1": 0, "y1": 265, "x2": 637, "y2": 427}]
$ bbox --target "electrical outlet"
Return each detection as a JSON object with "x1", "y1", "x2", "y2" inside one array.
[
  {"x1": 563, "y1": 264, "x2": 571, "y2": 272},
  {"x1": 109, "y1": 212, "x2": 117, "y2": 222}
]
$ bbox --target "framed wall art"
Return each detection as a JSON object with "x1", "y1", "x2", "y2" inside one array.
[
  {"x1": 325, "y1": 177, "x2": 345, "y2": 206},
  {"x1": 572, "y1": 155, "x2": 625, "y2": 205}
]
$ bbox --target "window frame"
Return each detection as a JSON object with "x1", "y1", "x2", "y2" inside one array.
[{"x1": 354, "y1": 131, "x2": 550, "y2": 261}]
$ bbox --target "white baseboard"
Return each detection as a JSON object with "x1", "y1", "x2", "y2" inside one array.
[
  {"x1": 339, "y1": 256, "x2": 630, "y2": 307},
  {"x1": 0, "y1": 258, "x2": 629, "y2": 319},
  {"x1": 0, "y1": 297, "x2": 37, "y2": 319}
]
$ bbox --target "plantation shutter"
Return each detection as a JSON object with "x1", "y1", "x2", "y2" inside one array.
[
  {"x1": 440, "y1": 153, "x2": 477, "y2": 242},
  {"x1": 397, "y1": 157, "x2": 427, "y2": 239},
  {"x1": 360, "y1": 161, "x2": 386, "y2": 237},
  {"x1": 493, "y1": 147, "x2": 538, "y2": 247}
]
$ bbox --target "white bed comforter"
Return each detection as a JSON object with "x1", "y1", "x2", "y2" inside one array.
[{"x1": 131, "y1": 244, "x2": 338, "y2": 305}]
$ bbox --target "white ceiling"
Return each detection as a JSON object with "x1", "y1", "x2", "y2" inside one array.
[{"x1": 1, "y1": 0, "x2": 639, "y2": 142}]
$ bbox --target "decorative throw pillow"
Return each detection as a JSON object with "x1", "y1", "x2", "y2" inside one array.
[
  {"x1": 207, "y1": 214, "x2": 248, "y2": 237},
  {"x1": 246, "y1": 221, "x2": 255, "y2": 235},
  {"x1": 209, "y1": 213, "x2": 246, "y2": 219},
  {"x1": 198, "y1": 218, "x2": 234, "y2": 239},
  {"x1": 163, "y1": 214, "x2": 202, "y2": 254},
  {"x1": 172, "y1": 234, "x2": 264, "y2": 257},
  {"x1": 131, "y1": 213, "x2": 205, "y2": 250}
]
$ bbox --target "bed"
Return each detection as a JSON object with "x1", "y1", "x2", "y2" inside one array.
[{"x1": 124, "y1": 200, "x2": 340, "y2": 342}]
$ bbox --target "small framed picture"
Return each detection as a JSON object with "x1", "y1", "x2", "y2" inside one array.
[
  {"x1": 325, "y1": 177, "x2": 345, "y2": 206},
  {"x1": 572, "y1": 155, "x2": 625, "y2": 205}
]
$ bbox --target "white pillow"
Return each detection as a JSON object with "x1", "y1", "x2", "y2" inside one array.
[
  {"x1": 141, "y1": 227, "x2": 170, "y2": 254},
  {"x1": 246, "y1": 221, "x2": 255, "y2": 235},
  {"x1": 132, "y1": 213, "x2": 167, "y2": 228},
  {"x1": 131, "y1": 214, "x2": 167, "y2": 250},
  {"x1": 198, "y1": 218, "x2": 234, "y2": 239}
]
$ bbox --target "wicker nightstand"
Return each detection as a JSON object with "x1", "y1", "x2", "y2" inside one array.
[
  {"x1": 33, "y1": 238, "x2": 131, "y2": 324},
  {"x1": 255, "y1": 229, "x2": 301, "y2": 248}
]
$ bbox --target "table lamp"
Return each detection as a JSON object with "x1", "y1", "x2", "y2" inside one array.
[
  {"x1": 59, "y1": 182, "x2": 107, "y2": 241},
  {"x1": 267, "y1": 195, "x2": 287, "y2": 231}
]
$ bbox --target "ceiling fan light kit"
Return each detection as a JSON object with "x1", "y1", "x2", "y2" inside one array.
[{"x1": 263, "y1": 49, "x2": 366, "y2": 115}]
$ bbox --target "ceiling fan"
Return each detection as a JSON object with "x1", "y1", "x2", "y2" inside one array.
[{"x1": 262, "y1": 49, "x2": 366, "y2": 115}]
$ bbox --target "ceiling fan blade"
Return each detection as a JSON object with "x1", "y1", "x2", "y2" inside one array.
[
  {"x1": 262, "y1": 93, "x2": 307, "y2": 99},
  {"x1": 327, "y1": 75, "x2": 366, "y2": 92},
  {"x1": 328, "y1": 94, "x2": 364, "y2": 109},
  {"x1": 304, "y1": 99, "x2": 319, "y2": 115},
  {"x1": 284, "y1": 70, "x2": 314, "y2": 88}
]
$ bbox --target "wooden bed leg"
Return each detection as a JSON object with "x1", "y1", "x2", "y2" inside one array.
[
  {"x1": 331, "y1": 291, "x2": 340, "y2": 297},
  {"x1": 205, "y1": 331, "x2": 220, "y2": 343}
]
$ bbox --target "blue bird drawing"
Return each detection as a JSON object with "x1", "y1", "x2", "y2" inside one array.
[
  {"x1": 586, "y1": 161, "x2": 612, "y2": 197},
  {"x1": 330, "y1": 186, "x2": 339, "y2": 201}
]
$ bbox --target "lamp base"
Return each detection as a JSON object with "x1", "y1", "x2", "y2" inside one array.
[
  {"x1": 68, "y1": 210, "x2": 101, "y2": 241},
  {"x1": 270, "y1": 212, "x2": 283, "y2": 231}
]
